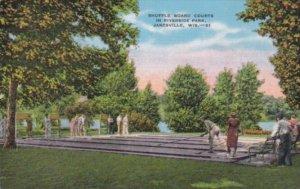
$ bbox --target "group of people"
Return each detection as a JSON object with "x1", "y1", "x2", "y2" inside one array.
[
  {"x1": 116, "y1": 114, "x2": 129, "y2": 135},
  {"x1": 200, "y1": 112, "x2": 299, "y2": 165},
  {"x1": 1, "y1": 111, "x2": 299, "y2": 167},
  {"x1": 107, "y1": 114, "x2": 129, "y2": 135},
  {"x1": 0, "y1": 114, "x2": 52, "y2": 139},
  {"x1": 269, "y1": 114, "x2": 299, "y2": 166},
  {"x1": 200, "y1": 112, "x2": 240, "y2": 158},
  {"x1": 0, "y1": 114, "x2": 34, "y2": 138},
  {"x1": 69, "y1": 114, "x2": 86, "y2": 137}
]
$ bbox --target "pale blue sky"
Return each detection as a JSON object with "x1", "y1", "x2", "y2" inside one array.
[
  {"x1": 128, "y1": 0, "x2": 281, "y2": 96},
  {"x1": 134, "y1": 0, "x2": 274, "y2": 51},
  {"x1": 77, "y1": 0, "x2": 281, "y2": 97}
]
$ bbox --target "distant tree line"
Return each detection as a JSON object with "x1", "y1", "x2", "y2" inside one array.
[
  {"x1": 163, "y1": 63, "x2": 265, "y2": 132},
  {"x1": 5, "y1": 62, "x2": 298, "y2": 136}
]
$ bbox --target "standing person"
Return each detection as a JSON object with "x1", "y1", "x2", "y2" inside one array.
[
  {"x1": 107, "y1": 115, "x2": 114, "y2": 134},
  {"x1": 78, "y1": 114, "x2": 85, "y2": 136},
  {"x1": 117, "y1": 114, "x2": 122, "y2": 135},
  {"x1": 271, "y1": 113, "x2": 293, "y2": 166},
  {"x1": 0, "y1": 114, "x2": 6, "y2": 139},
  {"x1": 44, "y1": 114, "x2": 52, "y2": 138},
  {"x1": 98, "y1": 114, "x2": 103, "y2": 136},
  {"x1": 70, "y1": 115, "x2": 78, "y2": 137},
  {"x1": 123, "y1": 114, "x2": 129, "y2": 135},
  {"x1": 289, "y1": 116, "x2": 298, "y2": 139},
  {"x1": 270, "y1": 117, "x2": 280, "y2": 153},
  {"x1": 26, "y1": 115, "x2": 33, "y2": 138},
  {"x1": 226, "y1": 112, "x2": 240, "y2": 158},
  {"x1": 200, "y1": 116, "x2": 221, "y2": 153}
]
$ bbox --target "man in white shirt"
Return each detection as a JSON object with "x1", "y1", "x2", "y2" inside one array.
[
  {"x1": 271, "y1": 113, "x2": 293, "y2": 166},
  {"x1": 44, "y1": 114, "x2": 52, "y2": 138},
  {"x1": 122, "y1": 114, "x2": 129, "y2": 135},
  {"x1": 78, "y1": 115, "x2": 85, "y2": 136},
  {"x1": 117, "y1": 114, "x2": 122, "y2": 135},
  {"x1": 200, "y1": 116, "x2": 221, "y2": 153}
]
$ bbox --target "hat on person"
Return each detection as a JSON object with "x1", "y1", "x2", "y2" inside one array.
[
  {"x1": 276, "y1": 112, "x2": 284, "y2": 120},
  {"x1": 200, "y1": 115, "x2": 207, "y2": 121}
]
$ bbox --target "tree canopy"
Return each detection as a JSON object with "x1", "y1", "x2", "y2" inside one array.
[
  {"x1": 238, "y1": 0, "x2": 300, "y2": 108},
  {"x1": 130, "y1": 83, "x2": 160, "y2": 132},
  {"x1": 234, "y1": 63, "x2": 263, "y2": 130},
  {"x1": 94, "y1": 62, "x2": 138, "y2": 116},
  {"x1": 164, "y1": 65, "x2": 209, "y2": 132},
  {"x1": 213, "y1": 69, "x2": 235, "y2": 126},
  {"x1": 94, "y1": 63, "x2": 160, "y2": 132},
  {"x1": 0, "y1": 0, "x2": 139, "y2": 148},
  {"x1": 261, "y1": 95, "x2": 297, "y2": 120}
]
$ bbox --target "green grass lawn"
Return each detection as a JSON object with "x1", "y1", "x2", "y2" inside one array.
[{"x1": 1, "y1": 146, "x2": 300, "y2": 189}]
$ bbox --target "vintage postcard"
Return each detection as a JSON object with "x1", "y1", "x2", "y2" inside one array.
[{"x1": 0, "y1": 0, "x2": 299, "y2": 188}]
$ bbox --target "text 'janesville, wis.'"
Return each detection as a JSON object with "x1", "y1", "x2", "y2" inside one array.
[{"x1": 148, "y1": 13, "x2": 213, "y2": 28}]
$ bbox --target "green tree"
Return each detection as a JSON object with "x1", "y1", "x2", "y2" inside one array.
[
  {"x1": 213, "y1": 69, "x2": 235, "y2": 127},
  {"x1": 164, "y1": 65, "x2": 209, "y2": 132},
  {"x1": 198, "y1": 95, "x2": 222, "y2": 128},
  {"x1": 94, "y1": 62, "x2": 138, "y2": 120},
  {"x1": 18, "y1": 94, "x2": 81, "y2": 129},
  {"x1": 238, "y1": 0, "x2": 300, "y2": 108},
  {"x1": 64, "y1": 100, "x2": 97, "y2": 130},
  {"x1": 129, "y1": 112, "x2": 159, "y2": 132},
  {"x1": 130, "y1": 83, "x2": 160, "y2": 132},
  {"x1": 261, "y1": 96, "x2": 298, "y2": 120},
  {"x1": 271, "y1": 48, "x2": 299, "y2": 109},
  {"x1": 233, "y1": 63, "x2": 263, "y2": 130},
  {"x1": 0, "y1": 0, "x2": 139, "y2": 148},
  {"x1": 100, "y1": 62, "x2": 138, "y2": 97},
  {"x1": 135, "y1": 83, "x2": 160, "y2": 124}
]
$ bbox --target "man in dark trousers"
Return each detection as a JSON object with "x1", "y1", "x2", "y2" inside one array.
[
  {"x1": 26, "y1": 115, "x2": 33, "y2": 138},
  {"x1": 107, "y1": 115, "x2": 114, "y2": 134},
  {"x1": 271, "y1": 113, "x2": 293, "y2": 166}
]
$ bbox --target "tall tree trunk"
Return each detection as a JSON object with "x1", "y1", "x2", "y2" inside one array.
[{"x1": 3, "y1": 77, "x2": 18, "y2": 149}]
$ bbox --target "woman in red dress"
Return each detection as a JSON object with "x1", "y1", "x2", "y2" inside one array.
[{"x1": 226, "y1": 112, "x2": 240, "y2": 157}]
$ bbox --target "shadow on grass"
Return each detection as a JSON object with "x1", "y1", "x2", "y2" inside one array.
[{"x1": 191, "y1": 179, "x2": 243, "y2": 189}]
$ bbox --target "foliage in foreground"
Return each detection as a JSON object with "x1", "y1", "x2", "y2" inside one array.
[
  {"x1": 0, "y1": 0, "x2": 139, "y2": 148},
  {"x1": 238, "y1": 0, "x2": 300, "y2": 108}
]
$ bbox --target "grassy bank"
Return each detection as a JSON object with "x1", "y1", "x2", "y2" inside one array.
[{"x1": 1, "y1": 146, "x2": 300, "y2": 189}]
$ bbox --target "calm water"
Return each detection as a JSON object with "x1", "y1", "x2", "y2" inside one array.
[
  {"x1": 258, "y1": 121, "x2": 276, "y2": 131},
  {"x1": 157, "y1": 122, "x2": 172, "y2": 133},
  {"x1": 21, "y1": 119, "x2": 275, "y2": 132},
  {"x1": 157, "y1": 121, "x2": 276, "y2": 132}
]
